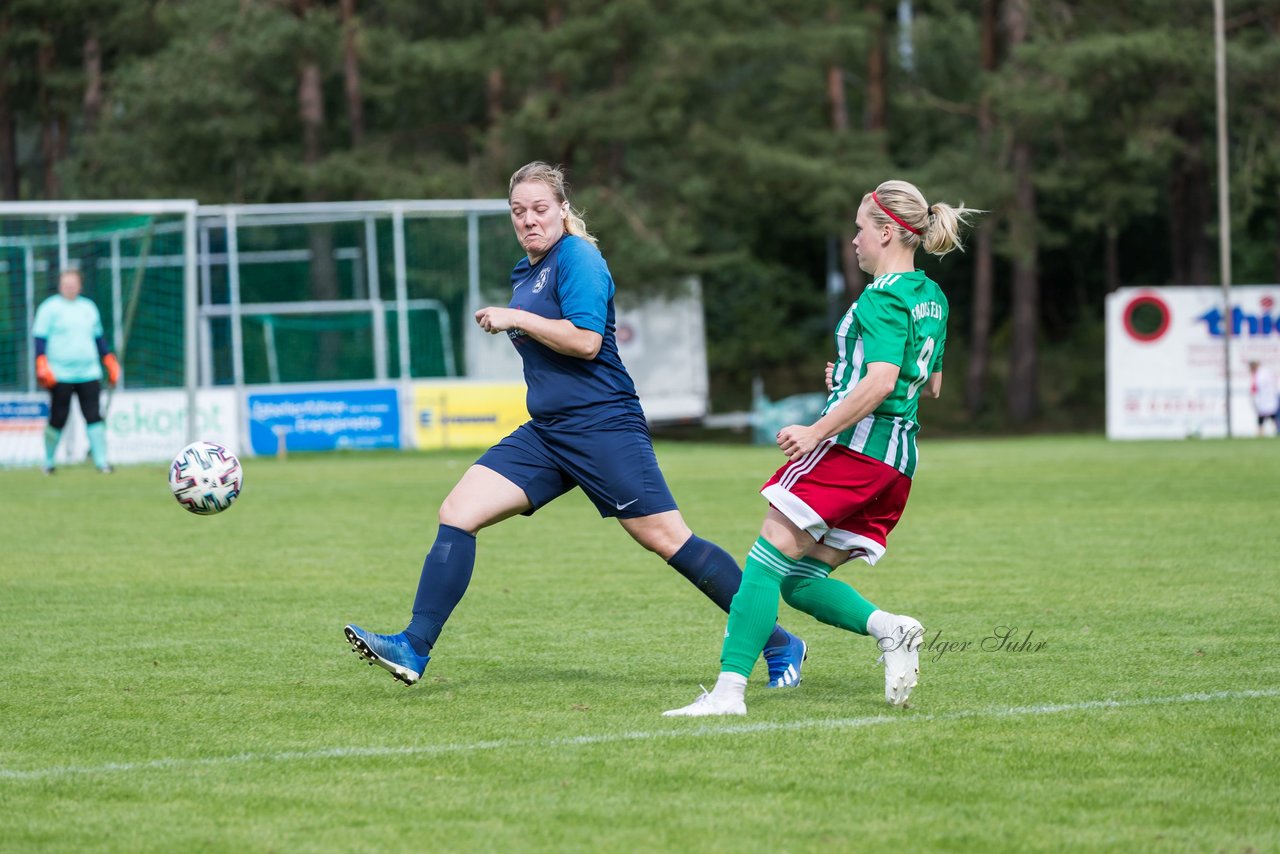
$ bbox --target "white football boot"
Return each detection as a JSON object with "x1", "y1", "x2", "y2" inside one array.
[
  {"x1": 877, "y1": 615, "x2": 925, "y2": 707},
  {"x1": 663, "y1": 687, "x2": 747, "y2": 717}
]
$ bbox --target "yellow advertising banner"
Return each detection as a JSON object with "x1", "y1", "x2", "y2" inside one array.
[{"x1": 412, "y1": 382, "x2": 529, "y2": 450}]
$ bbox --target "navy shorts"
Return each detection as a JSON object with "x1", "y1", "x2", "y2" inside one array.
[{"x1": 476, "y1": 415, "x2": 678, "y2": 519}]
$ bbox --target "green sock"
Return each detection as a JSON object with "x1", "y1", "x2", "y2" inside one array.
[
  {"x1": 43, "y1": 426, "x2": 61, "y2": 469},
  {"x1": 86, "y1": 422, "x2": 109, "y2": 469},
  {"x1": 780, "y1": 556, "x2": 878, "y2": 635},
  {"x1": 720, "y1": 538, "x2": 795, "y2": 677}
]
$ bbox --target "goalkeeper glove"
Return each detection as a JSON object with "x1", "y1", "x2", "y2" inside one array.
[
  {"x1": 102, "y1": 353, "x2": 121, "y2": 387},
  {"x1": 35, "y1": 355, "x2": 57, "y2": 389}
]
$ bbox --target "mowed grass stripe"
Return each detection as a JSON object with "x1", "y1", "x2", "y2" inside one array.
[{"x1": 4, "y1": 687, "x2": 1276, "y2": 782}]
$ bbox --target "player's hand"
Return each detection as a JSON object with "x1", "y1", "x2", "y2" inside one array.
[
  {"x1": 825, "y1": 362, "x2": 835, "y2": 391},
  {"x1": 474, "y1": 307, "x2": 521, "y2": 334},
  {"x1": 776, "y1": 424, "x2": 823, "y2": 461},
  {"x1": 102, "y1": 353, "x2": 121, "y2": 387},
  {"x1": 35, "y1": 355, "x2": 57, "y2": 389}
]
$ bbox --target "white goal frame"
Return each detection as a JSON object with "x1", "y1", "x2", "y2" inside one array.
[{"x1": 0, "y1": 200, "x2": 200, "y2": 445}]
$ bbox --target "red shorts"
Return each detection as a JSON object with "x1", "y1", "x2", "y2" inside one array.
[{"x1": 760, "y1": 442, "x2": 912, "y2": 565}]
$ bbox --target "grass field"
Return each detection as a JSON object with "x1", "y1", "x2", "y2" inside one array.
[{"x1": 3, "y1": 436, "x2": 1278, "y2": 852}]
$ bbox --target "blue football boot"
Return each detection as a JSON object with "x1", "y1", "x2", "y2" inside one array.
[
  {"x1": 763, "y1": 631, "x2": 807, "y2": 688},
  {"x1": 344, "y1": 624, "x2": 429, "y2": 686}
]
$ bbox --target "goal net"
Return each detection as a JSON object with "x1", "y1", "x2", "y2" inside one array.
[{"x1": 0, "y1": 202, "x2": 197, "y2": 468}]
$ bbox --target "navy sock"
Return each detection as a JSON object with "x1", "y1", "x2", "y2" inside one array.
[
  {"x1": 667, "y1": 534, "x2": 789, "y2": 648},
  {"x1": 404, "y1": 524, "x2": 477, "y2": 656}
]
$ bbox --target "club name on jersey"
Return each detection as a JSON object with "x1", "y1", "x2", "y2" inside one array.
[{"x1": 911, "y1": 300, "x2": 944, "y2": 322}]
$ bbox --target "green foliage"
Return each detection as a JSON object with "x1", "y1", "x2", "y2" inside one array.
[{"x1": 4, "y1": 0, "x2": 1280, "y2": 429}]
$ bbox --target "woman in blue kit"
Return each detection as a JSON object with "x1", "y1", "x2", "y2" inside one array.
[{"x1": 344, "y1": 162, "x2": 806, "y2": 687}]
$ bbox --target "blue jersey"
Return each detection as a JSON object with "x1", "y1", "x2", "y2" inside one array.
[{"x1": 506, "y1": 235, "x2": 643, "y2": 429}]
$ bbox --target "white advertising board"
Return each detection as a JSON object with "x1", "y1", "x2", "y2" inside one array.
[
  {"x1": 104, "y1": 389, "x2": 241, "y2": 463},
  {"x1": 1106, "y1": 285, "x2": 1280, "y2": 439},
  {"x1": 466, "y1": 281, "x2": 709, "y2": 424},
  {"x1": 0, "y1": 389, "x2": 240, "y2": 468}
]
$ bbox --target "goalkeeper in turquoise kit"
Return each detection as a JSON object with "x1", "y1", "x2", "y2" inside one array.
[{"x1": 32, "y1": 269, "x2": 120, "y2": 474}]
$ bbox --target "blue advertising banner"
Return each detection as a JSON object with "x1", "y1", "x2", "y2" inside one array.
[
  {"x1": 247, "y1": 388, "x2": 400, "y2": 455},
  {"x1": 0, "y1": 398, "x2": 48, "y2": 422},
  {"x1": 0, "y1": 396, "x2": 54, "y2": 467}
]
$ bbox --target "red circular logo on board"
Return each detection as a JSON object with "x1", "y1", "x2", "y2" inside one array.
[{"x1": 1122, "y1": 292, "x2": 1171, "y2": 343}]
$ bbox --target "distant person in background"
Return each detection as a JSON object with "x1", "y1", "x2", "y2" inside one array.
[
  {"x1": 32, "y1": 269, "x2": 120, "y2": 474},
  {"x1": 665, "y1": 179, "x2": 978, "y2": 717},
  {"x1": 342, "y1": 161, "x2": 808, "y2": 688},
  {"x1": 1248, "y1": 360, "x2": 1278, "y2": 437}
]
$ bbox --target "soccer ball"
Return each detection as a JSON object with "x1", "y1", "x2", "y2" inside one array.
[{"x1": 169, "y1": 440, "x2": 243, "y2": 515}]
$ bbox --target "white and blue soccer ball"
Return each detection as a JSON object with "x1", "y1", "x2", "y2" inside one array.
[{"x1": 169, "y1": 440, "x2": 243, "y2": 515}]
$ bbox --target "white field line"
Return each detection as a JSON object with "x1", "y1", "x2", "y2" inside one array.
[{"x1": 3, "y1": 687, "x2": 1277, "y2": 783}]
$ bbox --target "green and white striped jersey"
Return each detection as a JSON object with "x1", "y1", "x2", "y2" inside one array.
[{"x1": 824, "y1": 270, "x2": 948, "y2": 478}]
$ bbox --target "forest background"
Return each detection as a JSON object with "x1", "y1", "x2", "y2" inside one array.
[{"x1": 3, "y1": 0, "x2": 1279, "y2": 431}]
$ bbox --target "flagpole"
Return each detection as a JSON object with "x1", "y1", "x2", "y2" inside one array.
[{"x1": 1214, "y1": 0, "x2": 1233, "y2": 437}]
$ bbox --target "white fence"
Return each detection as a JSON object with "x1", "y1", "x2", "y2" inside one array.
[{"x1": 0, "y1": 199, "x2": 709, "y2": 467}]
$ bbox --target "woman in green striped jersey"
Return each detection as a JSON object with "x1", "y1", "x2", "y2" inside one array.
[{"x1": 666, "y1": 179, "x2": 979, "y2": 716}]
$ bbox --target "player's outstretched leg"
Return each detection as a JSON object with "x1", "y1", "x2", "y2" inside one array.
[
  {"x1": 762, "y1": 632, "x2": 807, "y2": 688},
  {"x1": 780, "y1": 557, "x2": 923, "y2": 706},
  {"x1": 665, "y1": 538, "x2": 793, "y2": 716},
  {"x1": 868, "y1": 610, "x2": 925, "y2": 707},
  {"x1": 404, "y1": 524, "x2": 477, "y2": 653},
  {"x1": 344, "y1": 624, "x2": 429, "y2": 686},
  {"x1": 343, "y1": 524, "x2": 475, "y2": 686},
  {"x1": 667, "y1": 534, "x2": 807, "y2": 688}
]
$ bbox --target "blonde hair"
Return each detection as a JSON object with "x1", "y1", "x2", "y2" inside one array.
[
  {"x1": 508, "y1": 161, "x2": 598, "y2": 247},
  {"x1": 863, "y1": 179, "x2": 981, "y2": 257}
]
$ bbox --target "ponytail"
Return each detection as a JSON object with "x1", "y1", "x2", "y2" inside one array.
[
  {"x1": 564, "y1": 208, "x2": 595, "y2": 246},
  {"x1": 921, "y1": 201, "x2": 978, "y2": 257},
  {"x1": 865, "y1": 180, "x2": 982, "y2": 258}
]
